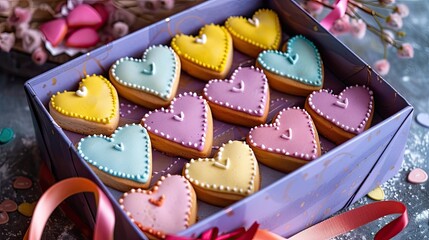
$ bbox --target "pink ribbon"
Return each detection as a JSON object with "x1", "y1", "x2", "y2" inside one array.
[
  {"x1": 320, "y1": 0, "x2": 349, "y2": 30},
  {"x1": 23, "y1": 177, "x2": 115, "y2": 240}
]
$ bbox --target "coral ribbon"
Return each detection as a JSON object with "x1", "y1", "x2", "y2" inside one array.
[
  {"x1": 23, "y1": 176, "x2": 407, "y2": 240},
  {"x1": 168, "y1": 201, "x2": 407, "y2": 240},
  {"x1": 320, "y1": 0, "x2": 349, "y2": 30},
  {"x1": 23, "y1": 177, "x2": 115, "y2": 240}
]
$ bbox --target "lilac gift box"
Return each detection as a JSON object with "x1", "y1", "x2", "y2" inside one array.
[{"x1": 24, "y1": 0, "x2": 413, "y2": 239}]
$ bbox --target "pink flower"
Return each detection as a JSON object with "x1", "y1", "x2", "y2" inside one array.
[
  {"x1": 382, "y1": 30, "x2": 395, "y2": 46},
  {"x1": 22, "y1": 29, "x2": 42, "y2": 53},
  {"x1": 330, "y1": 15, "x2": 350, "y2": 36},
  {"x1": 350, "y1": 19, "x2": 366, "y2": 39},
  {"x1": 160, "y1": 0, "x2": 175, "y2": 10},
  {"x1": 15, "y1": 23, "x2": 29, "y2": 39},
  {"x1": 112, "y1": 21, "x2": 129, "y2": 38},
  {"x1": 394, "y1": 4, "x2": 409, "y2": 18},
  {"x1": 303, "y1": 0, "x2": 324, "y2": 15},
  {"x1": 0, "y1": 32, "x2": 15, "y2": 52},
  {"x1": 0, "y1": 0, "x2": 11, "y2": 12},
  {"x1": 379, "y1": 0, "x2": 395, "y2": 5},
  {"x1": 374, "y1": 59, "x2": 390, "y2": 76},
  {"x1": 7, "y1": 7, "x2": 33, "y2": 26},
  {"x1": 31, "y1": 47, "x2": 48, "y2": 65},
  {"x1": 386, "y1": 13, "x2": 403, "y2": 29},
  {"x1": 397, "y1": 43, "x2": 414, "y2": 58}
]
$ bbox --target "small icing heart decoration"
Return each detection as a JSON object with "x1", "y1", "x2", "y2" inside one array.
[
  {"x1": 184, "y1": 140, "x2": 259, "y2": 205},
  {"x1": 119, "y1": 175, "x2": 196, "y2": 239},
  {"x1": 66, "y1": 4, "x2": 102, "y2": 28},
  {"x1": 18, "y1": 202, "x2": 37, "y2": 217},
  {"x1": 50, "y1": 74, "x2": 119, "y2": 124},
  {"x1": 257, "y1": 35, "x2": 323, "y2": 87},
  {"x1": 77, "y1": 124, "x2": 152, "y2": 185},
  {"x1": 39, "y1": 18, "x2": 68, "y2": 47},
  {"x1": 171, "y1": 24, "x2": 232, "y2": 75},
  {"x1": 142, "y1": 92, "x2": 211, "y2": 152},
  {"x1": 110, "y1": 45, "x2": 179, "y2": 101},
  {"x1": 225, "y1": 9, "x2": 281, "y2": 53},
  {"x1": 203, "y1": 66, "x2": 269, "y2": 117},
  {"x1": 408, "y1": 168, "x2": 428, "y2": 184},
  {"x1": 248, "y1": 107, "x2": 320, "y2": 161},
  {"x1": 307, "y1": 85, "x2": 374, "y2": 134}
]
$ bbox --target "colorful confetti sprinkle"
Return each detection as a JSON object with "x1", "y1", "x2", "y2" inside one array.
[
  {"x1": 367, "y1": 186, "x2": 385, "y2": 201},
  {"x1": 0, "y1": 128, "x2": 15, "y2": 145},
  {"x1": 18, "y1": 202, "x2": 37, "y2": 217},
  {"x1": 0, "y1": 199, "x2": 17, "y2": 212},
  {"x1": 0, "y1": 211, "x2": 9, "y2": 225},
  {"x1": 408, "y1": 168, "x2": 428, "y2": 184},
  {"x1": 416, "y1": 113, "x2": 429, "y2": 128},
  {"x1": 13, "y1": 176, "x2": 33, "y2": 190}
]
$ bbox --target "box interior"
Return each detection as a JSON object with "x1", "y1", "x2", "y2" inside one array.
[{"x1": 25, "y1": 0, "x2": 412, "y2": 238}]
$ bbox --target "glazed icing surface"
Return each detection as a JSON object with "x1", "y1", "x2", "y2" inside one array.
[
  {"x1": 225, "y1": 9, "x2": 281, "y2": 50},
  {"x1": 203, "y1": 66, "x2": 268, "y2": 117},
  {"x1": 142, "y1": 92, "x2": 209, "y2": 151},
  {"x1": 248, "y1": 107, "x2": 319, "y2": 160},
  {"x1": 307, "y1": 85, "x2": 374, "y2": 134},
  {"x1": 184, "y1": 140, "x2": 258, "y2": 196},
  {"x1": 257, "y1": 35, "x2": 323, "y2": 86},
  {"x1": 171, "y1": 24, "x2": 232, "y2": 72},
  {"x1": 119, "y1": 175, "x2": 193, "y2": 238},
  {"x1": 50, "y1": 74, "x2": 118, "y2": 124},
  {"x1": 111, "y1": 45, "x2": 178, "y2": 100},
  {"x1": 77, "y1": 124, "x2": 151, "y2": 183}
]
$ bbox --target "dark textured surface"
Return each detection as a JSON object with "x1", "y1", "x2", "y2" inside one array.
[{"x1": 0, "y1": 0, "x2": 428, "y2": 239}]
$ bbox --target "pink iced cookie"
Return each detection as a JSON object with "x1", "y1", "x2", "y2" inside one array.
[
  {"x1": 67, "y1": 4, "x2": 102, "y2": 28},
  {"x1": 39, "y1": 18, "x2": 68, "y2": 47},
  {"x1": 247, "y1": 107, "x2": 321, "y2": 172},
  {"x1": 141, "y1": 92, "x2": 213, "y2": 159},
  {"x1": 119, "y1": 175, "x2": 197, "y2": 239},
  {"x1": 305, "y1": 85, "x2": 374, "y2": 144},
  {"x1": 65, "y1": 27, "x2": 100, "y2": 48},
  {"x1": 203, "y1": 66, "x2": 270, "y2": 127}
]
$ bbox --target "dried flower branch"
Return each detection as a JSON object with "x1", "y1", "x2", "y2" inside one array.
[{"x1": 302, "y1": 0, "x2": 413, "y2": 75}]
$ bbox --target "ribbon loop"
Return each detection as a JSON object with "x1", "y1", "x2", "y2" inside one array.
[
  {"x1": 320, "y1": 0, "x2": 349, "y2": 30},
  {"x1": 23, "y1": 177, "x2": 115, "y2": 240}
]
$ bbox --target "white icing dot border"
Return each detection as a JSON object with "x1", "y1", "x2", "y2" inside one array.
[
  {"x1": 110, "y1": 45, "x2": 178, "y2": 100},
  {"x1": 77, "y1": 123, "x2": 151, "y2": 183},
  {"x1": 248, "y1": 107, "x2": 319, "y2": 160},
  {"x1": 184, "y1": 140, "x2": 257, "y2": 196},
  {"x1": 307, "y1": 85, "x2": 374, "y2": 134},
  {"x1": 203, "y1": 66, "x2": 268, "y2": 117},
  {"x1": 118, "y1": 175, "x2": 193, "y2": 239},
  {"x1": 142, "y1": 92, "x2": 209, "y2": 151}
]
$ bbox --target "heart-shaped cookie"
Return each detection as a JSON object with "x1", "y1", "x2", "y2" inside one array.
[
  {"x1": 110, "y1": 45, "x2": 180, "y2": 108},
  {"x1": 77, "y1": 124, "x2": 152, "y2": 191},
  {"x1": 225, "y1": 9, "x2": 281, "y2": 57},
  {"x1": 247, "y1": 107, "x2": 320, "y2": 172},
  {"x1": 256, "y1": 35, "x2": 323, "y2": 96},
  {"x1": 203, "y1": 66, "x2": 269, "y2": 126},
  {"x1": 184, "y1": 140, "x2": 259, "y2": 206},
  {"x1": 49, "y1": 74, "x2": 119, "y2": 135},
  {"x1": 305, "y1": 85, "x2": 374, "y2": 144},
  {"x1": 119, "y1": 175, "x2": 197, "y2": 239},
  {"x1": 142, "y1": 92, "x2": 213, "y2": 159},
  {"x1": 171, "y1": 24, "x2": 233, "y2": 80}
]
